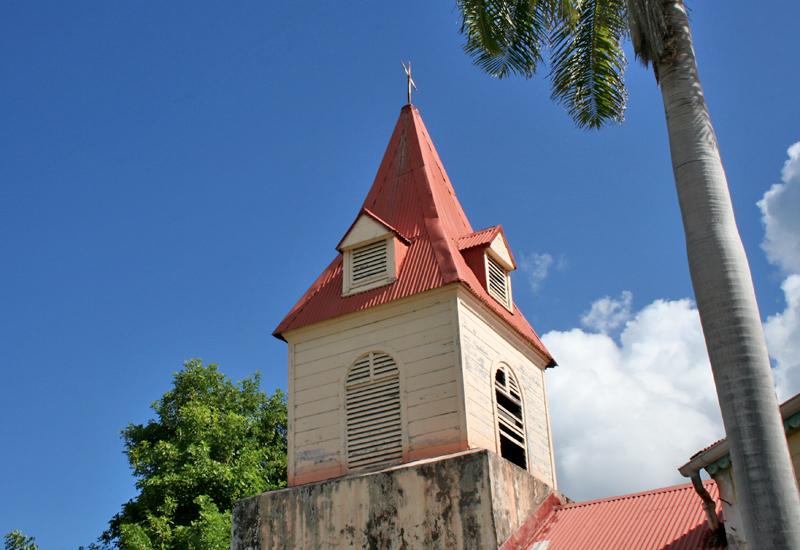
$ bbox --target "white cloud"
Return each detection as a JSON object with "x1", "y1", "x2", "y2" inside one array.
[
  {"x1": 537, "y1": 141, "x2": 800, "y2": 502},
  {"x1": 580, "y1": 290, "x2": 633, "y2": 333},
  {"x1": 759, "y1": 142, "x2": 800, "y2": 401},
  {"x1": 519, "y1": 252, "x2": 554, "y2": 292},
  {"x1": 766, "y1": 277, "x2": 800, "y2": 401},
  {"x1": 758, "y1": 142, "x2": 800, "y2": 274},
  {"x1": 543, "y1": 297, "x2": 723, "y2": 501}
]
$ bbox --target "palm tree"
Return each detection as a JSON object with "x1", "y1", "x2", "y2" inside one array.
[{"x1": 456, "y1": 0, "x2": 800, "y2": 546}]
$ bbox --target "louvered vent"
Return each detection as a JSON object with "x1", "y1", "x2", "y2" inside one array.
[
  {"x1": 494, "y1": 364, "x2": 527, "y2": 470},
  {"x1": 351, "y1": 239, "x2": 389, "y2": 286},
  {"x1": 345, "y1": 352, "x2": 402, "y2": 471},
  {"x1": 486, "y1": 255, "x2": 510, "y2": 307}
]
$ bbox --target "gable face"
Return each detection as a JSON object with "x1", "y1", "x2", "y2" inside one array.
[
  {"x1": 338, "y1": 214, "x2": 392, "y2": 250},
  {"x1": 488, "y1": 234, "x2": 514, "y2": 270}
]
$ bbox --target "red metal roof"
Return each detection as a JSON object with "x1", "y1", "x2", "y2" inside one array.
[
  {"x1": 457, "y1": 225, "x2": 502, "y2": 250},
  {"x1": 273, "y1": 105, "x2": 553, "y2": 366},
  {"x1": 518, "y1": 481, "x2": 724, "y2": 550},
  {"x1": 457, "y1": 225, "x2": 517, "y2": 268}
]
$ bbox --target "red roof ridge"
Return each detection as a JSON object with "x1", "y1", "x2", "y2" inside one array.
[
  {"x1": 410, "y1": 106, "x2": 473, "y2": 233},
  {"x1": 456, "y1": 225, "x2": 502, "y2": 249},
  {"x1": 558, "y1": 480, "x2": 716, "y2": 511}
]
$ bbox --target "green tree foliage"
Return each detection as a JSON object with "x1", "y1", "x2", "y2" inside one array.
[
  {"x1": 3, "y1": 531, "x2": 38, "y2": 550},
  {"x1": 102, "y1": 360, "x2": 287, "y2": 549}
]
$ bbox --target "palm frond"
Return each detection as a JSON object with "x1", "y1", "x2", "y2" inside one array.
[
  {"x1": 457, "y1": 0, "x2": 549, "y2": 79},
  {"x1": 626, "y1": 0, "x2": 667, "y2": 67},
  {"x1": 549, "y1": 0, "x2": 628, "y2": 128},
  {"x1": 543, "y1": 0, "x2": 579, "y2": 28}
]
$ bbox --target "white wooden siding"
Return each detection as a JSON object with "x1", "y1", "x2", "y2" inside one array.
[
  {"x1": 456, "y1": 291, "x2": 556, "y2": 488},
  {"x1": 284, "y1": 287, "x2": 463, "y2": 486}
]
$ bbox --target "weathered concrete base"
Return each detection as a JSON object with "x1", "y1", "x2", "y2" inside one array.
[{"x1": 231, "y1": 449, "x2": 555, "y2": 550}]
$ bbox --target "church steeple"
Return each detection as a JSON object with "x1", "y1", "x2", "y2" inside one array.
[
  {"x1": 275, "y1": 105, "x2": 553, "y2": 366},
  {"x1": 276, "y1": 106, "x2": 557, "y2": 489}
]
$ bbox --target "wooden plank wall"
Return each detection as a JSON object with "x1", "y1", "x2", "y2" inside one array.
[
  {"x1": 286, "y1": 288, "x2": 465, "y2": 486},
  {"x1": 457, "y1": 293, "x2": 555, "y2": 487}
]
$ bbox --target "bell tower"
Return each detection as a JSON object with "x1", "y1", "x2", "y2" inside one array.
[
  {"x1": 274, "y1": 105, "x2": 557, "y2": 489},
  {"x1": 233, "y1": 105, "x2": 563, "y2": 550}
]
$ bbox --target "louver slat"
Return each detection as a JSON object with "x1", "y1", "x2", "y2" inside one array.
[
  {"x1": 486, "y1": 255, "x2": 510, "y2": 306},
  {"x1": 351, "y1": 240, "x2": 389, "y2": 284},
  {"x1": 347, "y1": 399, "x2": 401, "y2": 422},
  {"x1": 345, "y1": 352, "x2": 402, "y2": 471}
]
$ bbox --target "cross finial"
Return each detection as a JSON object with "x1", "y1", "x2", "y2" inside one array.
[{"x1": 402, "y1": 61, "x2": 416, "y2": 105}]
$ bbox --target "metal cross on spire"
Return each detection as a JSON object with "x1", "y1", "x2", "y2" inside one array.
[{"x1": 402, "y1": 61, "x2": 416, "y2": 105}]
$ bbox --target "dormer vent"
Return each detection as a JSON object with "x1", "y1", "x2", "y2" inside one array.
[
  {"x1": 486, "y1": 254, "x2": 511, "y2": 309},
  {"x1": 351, "y1": 239, "x2": 389, "y2": 285},
  {"x1": 337, "y1": 210, "x2": 409, "y2": 296}
]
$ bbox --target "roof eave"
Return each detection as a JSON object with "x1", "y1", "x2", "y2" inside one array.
[
  {"x1": 679, "y1": 390, "x2": 800, "y2": 477},
  {"x1": 678, "y1": 440, "x2": 731, "y2": 477}
]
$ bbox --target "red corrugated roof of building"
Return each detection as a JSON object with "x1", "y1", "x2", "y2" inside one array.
[
  {"x1": 523, "y1": 481, "x2": 724, "y2": 550},
  {"x1": 457, "y1": 225, "x2": 502, "y2": 250},
  {"x1": 273, "y1": 105, "x2": 553, "y2": 365},
  {"x1": 457, "y1": 225, "x2": 517, "y2": 268}
]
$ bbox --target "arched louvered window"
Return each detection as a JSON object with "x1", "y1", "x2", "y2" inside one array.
[
  {"x1": 345, "y1": 352, "x2": 403, "y2": 472},
  {"x1": 494, "y1": 364, "x2": 527, "y2": 470}
]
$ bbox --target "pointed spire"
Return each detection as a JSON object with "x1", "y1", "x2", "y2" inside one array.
[{"x1": 274, "y1": 106, "x2": 553, "y2": 366}]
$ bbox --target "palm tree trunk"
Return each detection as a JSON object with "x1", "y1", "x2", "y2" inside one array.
[{"x1": 655, "y1": 1, "x2": 800, "y2": 546}]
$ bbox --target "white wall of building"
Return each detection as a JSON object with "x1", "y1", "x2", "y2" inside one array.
[{"x1": 456, "y1": 289, "x2": 556, "y2": 488}]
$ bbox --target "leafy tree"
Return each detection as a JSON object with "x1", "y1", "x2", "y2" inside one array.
[
  {"x1": 3, "y1": 531, "x2": 38, "y2": 550},
  {"x1": 101, "y1": 360, "x2": 287, "y2": 549},
  {"x1": 455, "y1": 0, "x2": 800, "y2": 545}
]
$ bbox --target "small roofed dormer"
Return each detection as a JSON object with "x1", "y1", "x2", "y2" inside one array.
[
  {"x1": 458, "y1": 225, "x2": 516, "y2": 312},
  {"x1": 337, "y1": 208, "x2": 410, "y2": 296}
]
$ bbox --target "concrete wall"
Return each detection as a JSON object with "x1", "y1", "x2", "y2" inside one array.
[
  {"x1": 285, "y1": 286, "x2": 466, "y2": 486},
  {"x1": 231, "y1": 449, "x2": 554, "y2": 550},
  {"x1": 456, "y1": 290, "x2": 556, "y2": 488}
]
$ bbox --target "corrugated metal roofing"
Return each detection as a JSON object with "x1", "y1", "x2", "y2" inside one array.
[
  {"x1": 524, "y1": 481, "x2": 724, "y2": 550},
  {"x1": 273, "y1": 105, "x2": 553, "y2": 365},
  {"x1": 457, "y1": 225, "x2": 502, "y2": 250},
  {"x1": 457, "y1": 224, "x2": 517, "y2": 268}
]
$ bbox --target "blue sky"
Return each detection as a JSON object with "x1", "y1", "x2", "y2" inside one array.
[{"x1": 2, "y1": 2, "x2": 799, "y2": 546}]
